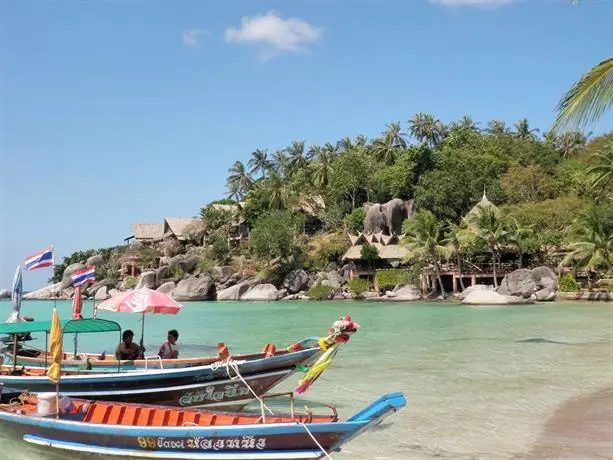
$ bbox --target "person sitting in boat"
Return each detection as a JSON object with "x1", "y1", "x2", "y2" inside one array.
[
  {"x1": 115, "y1": 330, "x2": 144, "y2": 361},
  {"x1": 158, "y1": 329, "x2": 179, "y2": 359}
]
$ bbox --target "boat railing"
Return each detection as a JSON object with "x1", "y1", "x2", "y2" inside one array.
[
  {"x1": 143, "y1": 355, "x2": 163, "y2": 370},
  {"x1": 258, "y1": 391, "x2": 295, "y2": 423}
]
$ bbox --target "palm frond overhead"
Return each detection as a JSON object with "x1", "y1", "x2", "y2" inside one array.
[{"x1": 552, "y1": 57, "x2": 613, "y2": 132}]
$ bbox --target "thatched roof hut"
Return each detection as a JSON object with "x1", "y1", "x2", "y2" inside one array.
[{"x1": 342, "y1": 231, "x2": 408, "y2": 262}]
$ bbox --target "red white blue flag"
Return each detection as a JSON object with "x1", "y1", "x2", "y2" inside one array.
[
  {"x1": 24, "y1": 246, "x2": 54, "y2": 271},
  {"x1": 71, "y1": 266, "x2": 96, "y2": 287}
]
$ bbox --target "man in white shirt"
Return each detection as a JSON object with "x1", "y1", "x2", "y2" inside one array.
[{"x1": 158, "y1": 329, "x2": 179, "y2": 359}]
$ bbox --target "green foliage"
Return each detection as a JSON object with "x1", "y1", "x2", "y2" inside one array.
[
  {"x1": 311, "y1": 233, "x2": 350, "y2": 268},
  {"x1": 360, "y1": 244, "x2": 379, "y2": 267},
  {"x1": 347, "y1": 277, "x2": 370, "y2": 296},
  {"x1": 306, "y1": 285, "x2": 334, "y2": 300},
  {"x1": 250, "y1": 210, "x2": 302, "y2": 263},
  {"x1": 559, "y1": 273, "x2": 581, "y2": 292},
  {"x1": 344, "y1": 207, "x2": 365, "y2": 233},
  {"x1": 375, "y1": 269, "x2": 409, "y2": 291},
  {"x1": 168, "y1": 265, "x2": 185, "y2": 280},
  {"x1": 328, "y1": 148, "x2": 373, "y2": 209},
  {"x1": 501, "y1": 164, "x2": 559, "y2": 204},
  {"x1": 139, "y1": 246, "x2": 161, "y2": 269},
  {"x1": 197, "y1": 259, "x2": 216, "y2": 273},
  {"x1": 124, "y1": 276, "x2": 137, "y2": 289},
  {"x1": 209, "y1": 232, "x2": 230, "y2": 263}
]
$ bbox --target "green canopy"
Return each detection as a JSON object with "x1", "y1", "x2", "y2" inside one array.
[{"x1": 0, "y1": 318, "x2": 121, "y2": 335}]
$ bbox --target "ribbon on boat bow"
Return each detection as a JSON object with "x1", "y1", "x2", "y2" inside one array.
[{"x1": 290, "y1": 315, "x2": 360, "y2": 394}]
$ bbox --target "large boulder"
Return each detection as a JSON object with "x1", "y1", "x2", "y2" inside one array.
[
  {"x1": 94, "y1": 286, "x2": 110, "y2": 301},
  {"x1": 384, "y1": 284, "x2": 421, "y2": 301},
  {"x1": 283, "y1": 269, "x2": 310, "y2": 294},
  {"x1": 497, "y1": 267, "x2": 558, "y2": 301},
  {"x1": 364, "y1": 199, "x2": 415, "y2": 235},
  {"x1": 178, "y1": 255, "x2": 199, "y2": 274},
  {"x1": 155, "y1": 266, "x2": 170, "y2": 286},
  {"x1": 364, "y1": 204, "x2": 387, "y2": 234},
  {"x1": 216, "y1": 278, "x2": 260, "y2": 301},
  {"x1": 459, "y1": 284, "x2": 494, "y2": 300},
  {"x1": 135, "y1": 271, "x2": 157, "y2": 290},
  {"x1": 23, "y1": 283, "x2": 63, "y2": 300},
  {"x1": 173, "y1": 276, "x2": 215, "y2": 301},
  {"x1": 211, "y1": 266, "x2": 233, "y2": 284},
  {"x1": 0, "y1": 289, "x2": 10, "y2": 299},
  {"x1": 61, "y1": 263, "x2": 87, "y2": 288},
  {"x1": 462, "y1": 289, "x2": 531, "y2": 305},
  {"x1": 156, "y1": 281, "x2": 176, "y2": 296},
  {"x1": 108, "y1": 288, "x2": 122, "y2": 297},
  {"x1": 86, "y1": 254, "x2": 105, "y2": 266},
  {"x1": 241, "y1": 284, "x2": 280, "y2": 301},
  {"x1": 86, "y1": 279, "x2": 117, "y2": 296}
]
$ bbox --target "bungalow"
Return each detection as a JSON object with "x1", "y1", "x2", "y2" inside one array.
[
  {"x1": 342, "y1": 232, "x2": 409, "y2": 279},
  {"x1": 124, "y1": 218, "x2": 200, "y2": 244}
]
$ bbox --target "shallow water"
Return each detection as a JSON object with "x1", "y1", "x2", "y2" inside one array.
[{"x1": 0, "y1": 300, "x2": 612, "y2": 459}]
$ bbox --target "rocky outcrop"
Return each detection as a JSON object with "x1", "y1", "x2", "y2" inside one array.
[
  {"x1": 216, "y1": 278, "x2": 260, "y2": 301},
  {"x1": 312, "y1": 271, "x2": 342, "y2": 291},
  {"x1": 86, "y1": 254, "x2": 104, "y2": 266},
  {"x1": 155, "y1": 266, "x2": 170, "y2": 286},
  {"x1": 364, "y1": 198, "x2": 415, "y2": 235},
  {"x1": 211, "y1": 266, "x2": 233, "y2": 284},
  {"x1": 156, "y1": 281, "x2": 176, "y2": 296},
  {"x1": 462, "y1": 289, "x2": 531, "y2": 305},
  {"x1": 0, "y1": 289, "x2": 10, "y2": 299},
  {"x1": 173, "y1": 276, "x2": 215, "y2": 301},
  {"x1": 94, "y1": 286, "x2": 110, "y2": 301},
  {"x1": 283, "y1": 269, "x2": 310, "y2": 294},
  {"x1": 384, "y1": 284, "x2": 421, "y2": 301},
  {"x1": 458, "y1": 284, "x2": 494, "y2": 300},
  {"x1": 23, "y1": 283, "x2": 63, "y2": 300},
  {"x1": 241, "y1": 284, "x2": 280, "y2": 301},
  {"x1": 135, "y1": 271, "x2": 156, "y2": 290},
  {"x1": 86, "y1": 279, "x2": 117, "y2": 297},
  {"x1": 108, "y1": 288, "x2": 121, "y2": 297},
  {"x1": 497, "y1": 267, "x2": 558, "y2": 301}
]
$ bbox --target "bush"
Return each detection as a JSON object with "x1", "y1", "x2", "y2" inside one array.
[
  {"x1": 197, "y1": 259, "x2": 216, "y2": 274},
  {"x1": 558, "y1": 273, "x2": 580, "y2": 292},
  {"x1": 250, "y1": 210, "x2": 302, "y2": 263},
  {"x1": 306, "y1": 285, "x2": 334, "y2": 300},
  {"x1": 360, "y1": 244, "x2": 379, "y2": 268},
  {"x1": 344, "y1": 207, "x2": 365, "y2": 233},
  {"x1": 315, "y1": 233, "x2": 350, "y2": 265},
  {"x1": 375, "y1": 269, "x2": 409, "y2": 291},
  {"x1": 124, "y1": 276, "x2": 137, "y2": 289},
  {"x1": 347, "y1": 278, "x2": 370, "y2": 296},
  {"x1": 168, "y1": 265, "x2": 185, "y2": 280}
]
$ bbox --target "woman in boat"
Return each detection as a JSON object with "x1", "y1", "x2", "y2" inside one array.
[
  {"x1": 115, "y1": 330, "x2": 144, "y2": 360},
  {"x1": 158, "y1": 329, "x2": 179, "y2": 359}
]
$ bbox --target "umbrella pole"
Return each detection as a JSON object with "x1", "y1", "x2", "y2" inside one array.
[
  {"x1": 92, "y1": 296, "x2": 97, "y2": 319},
  {"x1": 140, "y1": 312, "x2": 145, "y2": 359}
]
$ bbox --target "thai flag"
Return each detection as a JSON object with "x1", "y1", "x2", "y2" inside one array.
[
  {"x1": 24, "y1": 246, "x2": 54, "y2": 271},
  {"x1": 71, "y1": 267, "x2": 96, "y2": 287}
]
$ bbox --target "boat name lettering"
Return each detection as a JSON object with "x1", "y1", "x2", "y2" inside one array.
[
  {"x1": 136, "y1": 436, "x2": 267, "y2": 450},
  {"x1": 178, "y1": 384, "x2": 250, "y2": 406}
]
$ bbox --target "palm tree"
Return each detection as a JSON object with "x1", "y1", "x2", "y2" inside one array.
[
  {"x1": 506, "y1": 218, "x2": 534, "y2": 269},
  {"x1": 226, "y1": 161, "x2": 252, "y2": 198},
  {"x1": 370, "y1": 134, "x2": 398, "y2": 166},
  {"x1": 409, "y1": 113, "x2": 445, "y2": 147},
  {"x1": 259, "y1": 171, "x2": 290, "y2": 210},
  {"x1": 226, "y1": 181, "x2": 241, "y2": 200},
  {"x1": 547, "y1": 131, "x2": 589, "y2": 158},
  {"x1": 270, "y1": 150, "x2": 289, "y2": 177},
  {"x1": 248, "y1": 149, "x2": 270, "y2": 178},
  {"x1": 464, "y1": 206, "x2": 509, "y2": 288},
  {"x1": 449, "y1": 115, "x2": 479, "y2": 133},
  {"x1": 487, "y1": 120, "x2": 509, "y2": 136},
  {"x1": 562, "y1": 206, "x2": 613, "y2": 277},
  {"x1": 513, "y1": 118, "x2": 539, "y2": 140},
  {"x1": 307, "y1": 144, "x2": 323, "y2": 162},
  {"x1": 309, "y1": 149, "x2": 334, "y2": 189},
  {"x1": 552, "y1": 57, "x2": 613, "y2": 133},
  {"x1": 285, "y1": 140, "x2": 308, "y2": 175},
  {"x1": 337, "y1": 136, "x2": 354, "y2": 152},
  {"x1": 403, "y1": 210, "x2": 450, "y2": 297},
  {"x1": 585, "y1": 141, "x2": 613, "y2": 195},
  {"x1": 445, "y1": 223, "x2": 467, "y2": 291}
]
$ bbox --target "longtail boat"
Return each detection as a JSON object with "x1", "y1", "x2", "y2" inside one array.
[
  {"x1": 0, "y1": 318, "x2": 358, "y2": 410},
  {"x1": 0, "y1": 390, "x2": 405, "y2": 459},
  {"x1": 4, "y1": 315, "x2": 360, "y2": 371}
]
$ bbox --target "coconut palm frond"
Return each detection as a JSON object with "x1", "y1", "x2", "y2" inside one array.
[{"x1": 552, "y1": 58, "x2": 613, "y2": 133}]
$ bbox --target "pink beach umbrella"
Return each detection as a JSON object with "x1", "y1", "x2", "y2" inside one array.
[{"x1": 96, "y1": 288, "x2": 183, "y2": 349}]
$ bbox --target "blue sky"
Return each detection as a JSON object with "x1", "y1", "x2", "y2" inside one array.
[{"x1": 1, "y1": 0, "x2": 612, "y2": 290}]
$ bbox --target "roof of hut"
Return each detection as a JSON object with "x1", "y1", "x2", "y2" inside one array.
[
  {"x1": 163, "y1": 218, "x2": 201, "y2": 240},
  {"x1": 131, "y1": 223, "x2": 165, "y2": 241}
]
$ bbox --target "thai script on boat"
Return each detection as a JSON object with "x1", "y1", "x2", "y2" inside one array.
[
  {"x1": 178, "y1": 384, "x2": 250, "y2": 406},
  {"x1": 136, "y1": 436, "x2": 267, "y2": 450}
]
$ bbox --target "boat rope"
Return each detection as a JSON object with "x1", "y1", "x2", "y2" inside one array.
[
  {"x1": 223, "y1": 360, "x2": 275, "y2": 416},
  {"x1": 299, "y1": 422, "x2": 334, "y2": 460}
]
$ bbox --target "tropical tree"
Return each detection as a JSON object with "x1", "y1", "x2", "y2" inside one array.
[
  {"x1": 270, "y1": 150, "x2": 289, "y2": 177},
  {"x1": 585, "y1": 141, "x2": 613, "y2": 196},
  {"x1": 445, "y1": 223, "x2": 467, "y2": 291},
  {"x1": 487, "y1": 120, "x2": 509, "y2": 136},
  {"x1": 309, "y1": 149, "x2": 335, "y2": 189},
  {"x1": 449, "y1": 115, "x2": 479, "y2": 133},
  {"x1": 403, "y1": 210, "x2": 450, "y2": 297},
  {"x1": 552, "y1": 57, "x2": 613, "y2": 132},
  {"x1": 226, "y1": 161, "x2": 252, "y2": 198},
  {"x1": 562, "y1": 206, "x2": 613, "y2": 277},
  {"x1": 513, "y1": 118, "x2": 539, "y2": 140},
  {"x1": 464, "y1": 205, "x2": 509, "y2": 288},
  {"x1": 409, "y1": 113, "x2": 445, "y2": 147},
  {"x1": 545, "y1": 131, "x2": 588, "y2": 158},
  {"x1": 248, "y1": 149, "x2": 270, "y2": 178},
  {"x1": 506, "y1": 218, "x2": 535, "y2": 269}
]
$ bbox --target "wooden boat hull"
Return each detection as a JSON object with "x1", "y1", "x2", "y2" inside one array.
[
  {"x1": 0, "y1": 393, "x2": 406, "y2": 459},
  {"x1": 0, "y1": 348, "x2": 320, "y2": 409}
]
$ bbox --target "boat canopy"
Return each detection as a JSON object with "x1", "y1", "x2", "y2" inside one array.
[{"x1": 0, "y1": 318, "x2": 121, "y2": 335}]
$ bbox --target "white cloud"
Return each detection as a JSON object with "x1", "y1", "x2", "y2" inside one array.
[
  {"x1": 430, "y1": 0, "x2": 515, "y2": 7},
  {"x1": 225, "y1": 12, "x2": 322, "y2": 60},
  {"x1": 182, "y1": 29, "x2": 208, "y2": 47}
]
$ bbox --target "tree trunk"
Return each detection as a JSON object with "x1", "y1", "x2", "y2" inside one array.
[
  {"x1": 432, "y1": 253, "x2": 446, "y2": 298},
  {"x1": 352, "y1": 189, "x2": 356, "y2": 210},
  {"x1": 491, "y1": 249, "x2": 498, "y2": 288},
  {"x1": 456, "y1": 251, "x2": 466, "y2": 291},
  {"x1": 518, "y1": 250, "x2": 524, "y2": 269}
]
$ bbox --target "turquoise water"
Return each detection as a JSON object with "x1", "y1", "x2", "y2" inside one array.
[{"x1": 1, "y1": 300, "x2": 612, "y2": 459}]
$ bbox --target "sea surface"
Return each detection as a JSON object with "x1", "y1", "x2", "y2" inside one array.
[{"x1": 0, "y1": 299, "x2": 612, "y2": 459}]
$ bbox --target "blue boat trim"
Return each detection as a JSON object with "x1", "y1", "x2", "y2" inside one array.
[{"x1": 23, "y1": 435, "x2": 323, "y2": 459}]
